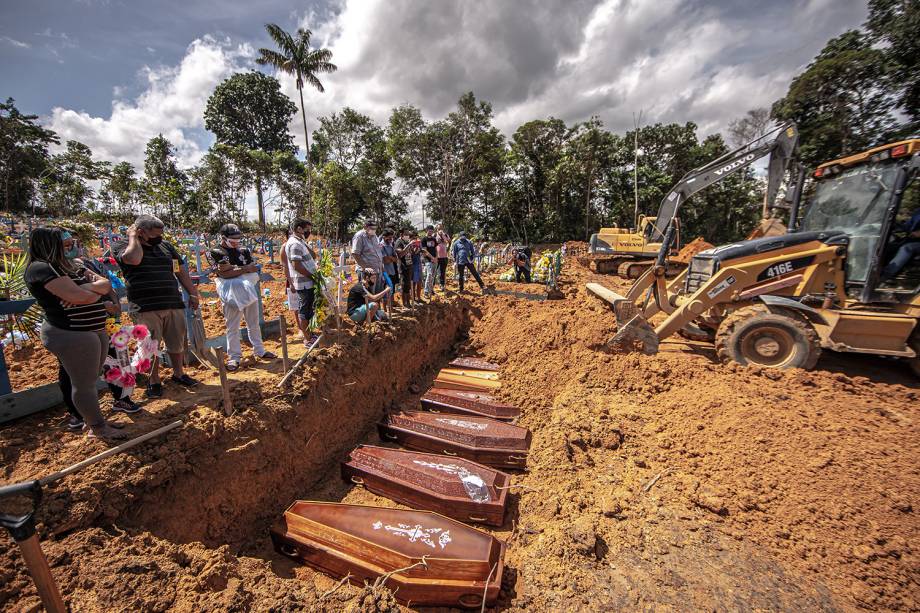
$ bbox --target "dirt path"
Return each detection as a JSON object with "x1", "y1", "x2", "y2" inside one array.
[{"x1": 1, "y1": 257, "x2": 918, "y2": 611}]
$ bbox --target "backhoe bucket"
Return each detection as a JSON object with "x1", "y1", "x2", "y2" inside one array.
[{"x1": 586, "y1": 283, "x2": 660, "y2": 355}]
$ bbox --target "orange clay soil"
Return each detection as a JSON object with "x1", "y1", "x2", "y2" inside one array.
[{"x1": 0, "y1": 255, "x2": 918, "y2": 612}]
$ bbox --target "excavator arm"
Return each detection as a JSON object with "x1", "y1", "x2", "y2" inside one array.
[{"x1": 647, "y1": 123, "x2": 800, "y2": 247}]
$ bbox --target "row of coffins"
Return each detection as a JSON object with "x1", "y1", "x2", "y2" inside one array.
[{"x1": 271, "y1": 358, "x2": 529, "y2": 609}]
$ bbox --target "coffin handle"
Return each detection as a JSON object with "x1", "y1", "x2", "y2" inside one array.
[
  {"x1": 458, "y1": 593, "x2": 483, "y2": 607},
  {"x1": 279, "y1": 543, "x2": 299, "y2": 558},
  {"x1": 442, "y1": 450, "x2": 458, "y2": 456},
  {"x1": 350, "y1": 476, "x2": 365, "y2": 485},
  {"x1": 509, "y1": 455, "x2": 527, "y2": 461},
  {"x1": 468, "y1": 516, "x2": 487, "y2": 522},
  {"x1": 382, "y1": 432, "x2": 399, "y2": 440}
]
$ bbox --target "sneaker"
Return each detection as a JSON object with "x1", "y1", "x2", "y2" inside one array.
[
  {"x1": 145, "y1": 383, "x2": 163, "y2": 398},
  {"x1": 258, "y1": 351, "x2": 278, "y2": 360},
  {"x1": 225, "y1": 360, "x2": 240, "y2": 372},
  {"x1": 170, "y1": 374, "x2": 199, "y2": 387},
  {"x1": 112, "y1": 399, "x2": 142, "y2": 414},
  {"x1": 66, "y1": 416, "x2": 85, "y2": 431}
]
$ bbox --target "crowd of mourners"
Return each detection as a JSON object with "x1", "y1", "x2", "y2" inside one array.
[{"x1": 21, "y1": 214, "x2": 498, "y2": 442}]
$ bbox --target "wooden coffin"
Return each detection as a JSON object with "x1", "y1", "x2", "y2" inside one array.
[
  {"x1": 378, "y1": 411, "x2": 530, "y2": 469},
  {"x1": 271, "y1": 501, "x2": 504, "y2": 609},
  {"x1": 420, "y1": 388, "x2": 521, "y2": 422},
  {"x1": 434, "y1": 367, "x2": 501, "y2": 392},
  {"x1": 449, "y1": 357, "x2": 500, "y2": 372},
  {"x1": 342, "y1": 445, "x2": 511, "y2": 526}
]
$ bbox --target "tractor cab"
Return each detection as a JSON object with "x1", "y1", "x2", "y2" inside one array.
[{"x1": 797, "y1": 139, "x2": 920, "y2": 303}]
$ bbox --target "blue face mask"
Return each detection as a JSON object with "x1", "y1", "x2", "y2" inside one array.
[{"x1": 64, "y1": 246, "x2": 79, "y2": 260}]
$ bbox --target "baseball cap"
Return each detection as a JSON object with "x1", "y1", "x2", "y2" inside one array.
[{"x1": 220, "y1": 224, "x2": 242, "y2": 238}]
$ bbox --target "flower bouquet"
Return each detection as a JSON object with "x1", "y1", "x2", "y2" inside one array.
[{"x1": 103, "y1": 323, "x2": 157, "y2": 399}]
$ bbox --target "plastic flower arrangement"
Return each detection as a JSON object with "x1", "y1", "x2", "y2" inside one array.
[
  {"x1": 103, "y1": 323, "x2": 156, "y2": 398},
  {"x1": 309, "y1": 249, "x2": 341, "y2": 330}
]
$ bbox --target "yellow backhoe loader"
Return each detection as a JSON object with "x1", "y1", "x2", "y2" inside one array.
[
  {"x1": 581, "y1": 123, "x2": 799, "y2": 278},
  {"x1": 587, "y1": 138, "x2": 920, "y2": 375}
]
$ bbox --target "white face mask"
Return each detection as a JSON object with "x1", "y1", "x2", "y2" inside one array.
[
  {"x1": 366, "y1": 228, "x2": 376, "y2": 237},
  {"x1": 227, "y1": 238, "x2": 241, "y2": 248}
]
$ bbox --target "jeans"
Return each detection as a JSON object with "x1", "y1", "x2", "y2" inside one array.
[
  {"x1": 456, "y1": 263, "x2": 485, "y2": 292},
  {"x1": 423, "y1": 260, "x2": 437, "y2": 296},
  {"x1": 881, "y1": 240, "x2": 920, "y2": 280},
  {"x1": 224, "y1": 299, "x2": 265, "y2": 361},
  {"x1": 515, "y1": 265, "x2": 532, "y2": 283}
]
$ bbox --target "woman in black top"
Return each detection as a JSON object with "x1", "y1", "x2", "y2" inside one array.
[{"x1": 24, "y1": 228, "x2": 125, "y2": 440}]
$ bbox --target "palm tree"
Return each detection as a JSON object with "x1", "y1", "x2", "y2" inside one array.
[{"x1": 256, "y1": 24, "x2": 337, "y2": 214}]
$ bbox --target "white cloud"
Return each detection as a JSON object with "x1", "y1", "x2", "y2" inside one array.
[
  {"x1": 46, "y1": 36, "x2": 253, "y2": 169},
  {"x1": 0, "y1": 36, "x2": 30, "y2": 49}
]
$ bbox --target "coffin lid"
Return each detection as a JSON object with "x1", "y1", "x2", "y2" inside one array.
[
  {"x1": 422, "y1": 388, "x2": 521, "y2": 420},
  {"x1": 347, "y1": 445, "x2": 510, "y2": 504},
  {"x1": 449, "y1": 357, "x2": 500, "y2": 372},
  {"x1": 280, "y1": 501, "x2": 502, "y2": 578},
  {"x1": 385, "y1": 411, "x2": 529, "y2": 450}
]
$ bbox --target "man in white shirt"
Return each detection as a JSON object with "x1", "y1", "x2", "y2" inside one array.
[{"x1": 284, "y1": 218, "x2": 317, "y2": 342}]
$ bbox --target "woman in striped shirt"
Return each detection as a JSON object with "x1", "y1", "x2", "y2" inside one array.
[{"x1": 25, "y1": 228, "x2": 126, "y2": 440}]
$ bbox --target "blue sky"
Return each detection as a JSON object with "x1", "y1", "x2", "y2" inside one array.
[{"x1": 1, "y1": 0, "x2": 869, "y2": 221}]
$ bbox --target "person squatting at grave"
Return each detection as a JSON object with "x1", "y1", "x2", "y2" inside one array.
[
  {"x1": 346, "y1": 267, "x2": 391, "y2": 325},
  {"x1": 209, "y1": 224, "x2": 278, "y2": 372}
]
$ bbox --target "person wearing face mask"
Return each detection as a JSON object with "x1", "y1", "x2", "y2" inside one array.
[
  {"x1": 209, "y1": 224, "x2": 277, "y2": 372},
  {"x1": 284, "y1": 218, "x2": 318, "y2": 343},
  {"x1": 351, "y1": 219, "x2": 385, "y2": 291},
  {"x1": 379, "y1": 228, "x2": 398, "y2": 311},
  {"x1": 394, "y1": 227, "x2": 414, "y2": 307},
  {"x1": 346, "y1": 267, "x2": 390, "y2": 325},
  {"x1": 114, "y1": 214, "x2": 201, "y2": 398},
  {"x1": 58, "y1": 229, "x2": 142, "y2": 425}
]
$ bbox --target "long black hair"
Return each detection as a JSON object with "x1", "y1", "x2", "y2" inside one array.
[{"x1": 28, "y1": 227, "x2": 75, "y2": 274}]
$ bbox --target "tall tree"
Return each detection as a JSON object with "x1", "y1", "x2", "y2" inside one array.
[
  {"x1": 256, "y1": 24, "x2": 337, "y2": 212},
  {"x1": 204, "y1": 71, "x2": 297, "y2": 227},
  {"x1": 772, "y1": 30, "x2": 897, "y2": 167},
  {"x1": 141, "y1": 134, "x2": 186, "y2": 224},
  {"x1": 727, "y1": 108, "x2": 772, "y2": 147},
  {"x1": 865, "y1": 0, "x2": 920, "y2": 131},
  {"x1": 100, "y1": 161, "x2": 140, "y2": 219},
  {"x1": 0, "y1": 98, "x2": 59, "y2": 214},
  {"x1": 40, "y1": 140, "x2": 109, "y2": 217}
]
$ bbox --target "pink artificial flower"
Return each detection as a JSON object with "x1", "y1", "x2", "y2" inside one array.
[
  {"x1": 134, "y1": 358, "x2": 151, "y2": 374},
  {"x1": 110, "y1": 329, "x2": 131, "y2": 349},
  {"x1": 119, "y1": 372, "x2": 136, "y2": 388},
  {"x1": 104, "y1": 367, "x2": 122, "y2": 383},
  {"x1": 131, "y1": 324, "x2": 149, "y2": 340}
]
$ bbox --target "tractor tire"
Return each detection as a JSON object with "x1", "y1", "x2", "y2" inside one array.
[
  {"x1": 715, "y1": 305, "x2": 820, "y2": 370},
  {"x1": 677, "y1": 322, "x2": 716, "y2": 342}
]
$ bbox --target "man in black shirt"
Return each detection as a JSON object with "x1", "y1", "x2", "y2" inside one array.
[
  {"x1": 347, "y1": 267, "x2": 390, "y2": 325},
  {"x1": 421, "y1": 225, "x2": 438, "y2": 299},
  {"x1": 394, "y1": 228, "x2": 414, "y2": 307},
  {"x1": 209, "y1": 224, "x2": 277, "y2": 371},
  {"x1": 114, "y1": 214, "x2": 200, "y2": 397}
]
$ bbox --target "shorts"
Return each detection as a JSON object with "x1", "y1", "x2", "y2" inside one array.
[
  {"x1": 133, "y1": 308, "x2": 187, "y2": 354},
  {"x1": 297, "y1": 287, "x2": 316, "y2": 323},
  {"x1": 349, "y1": 302, "x2": 388, "y2": 323}
]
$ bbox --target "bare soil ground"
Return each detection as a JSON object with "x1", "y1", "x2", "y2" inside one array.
[{"x1": 1, "y1": 253, "x2": 917, "y2": 612}]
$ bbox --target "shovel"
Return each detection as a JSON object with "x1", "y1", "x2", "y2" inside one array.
[{"x1": 189, "y1": 308, "x2": 220, "y2": 369}]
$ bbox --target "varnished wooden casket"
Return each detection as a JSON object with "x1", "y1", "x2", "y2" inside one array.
[
  {"x1": 433, "y1": 367, "x2": 501, "y2": 392},
  {"x1": 420, "y1": 388, "x2": 520, "y2": 422},
  {"x1": 378, "y1": 411, "x2": 530, "y2": 469},
  {"x1": 270, "y1": 501, "x2": 505, "y2": 608},
  {"x1": 448, "y1": 357, "x2": 500, "y2": 372},
  {"x1": 342, "y1": 445, "x2": 511, "y2": 526}
]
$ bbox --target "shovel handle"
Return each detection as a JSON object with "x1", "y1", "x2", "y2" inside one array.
[{"x1": 17, "y1": 534, "x2": 66, "y2": 613}]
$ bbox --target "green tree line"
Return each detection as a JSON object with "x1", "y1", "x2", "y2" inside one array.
[{"x1": 1, "y1": 0, "x2": 914, "y2": 242}]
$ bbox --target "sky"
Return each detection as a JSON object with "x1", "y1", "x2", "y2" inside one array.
[{"x1": 1, "y1": 0, "x2": 869, "y2": 222}]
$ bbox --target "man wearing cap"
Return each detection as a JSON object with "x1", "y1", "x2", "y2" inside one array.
[
  {"x1": 210, "y1": 224, "x2": 277, "y2": 371},
  {"x1": 420, "y1": 225, "x2": 439, "y2": 299},
  {"x1": 351, "y1": 219, "x2": 385, "y2": 292}
]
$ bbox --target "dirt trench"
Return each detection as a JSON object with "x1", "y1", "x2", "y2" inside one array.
[{"x1": 1, "y1": 301, "x2": 470, "y2": 612}]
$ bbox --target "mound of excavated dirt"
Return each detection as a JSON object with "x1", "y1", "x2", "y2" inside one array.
[{"x1": 460, "y1": 261, "x2": 919, "y2": 611}]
